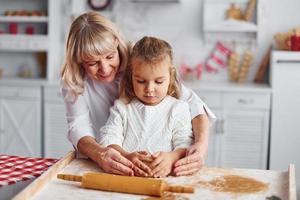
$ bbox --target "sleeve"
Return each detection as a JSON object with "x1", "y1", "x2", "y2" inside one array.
[
  {"x1": 171, "y1": 101, "x2": 194, "y2": 150},
  {"x1": 180, "y1": 83, "x2": 216, "y2": 122},
  {"x1": 98, "y1": 100, "x2": 125, "y2": 147},
  {"x1": 61, "y1": 83, "x2": 96, "y2": 151}
]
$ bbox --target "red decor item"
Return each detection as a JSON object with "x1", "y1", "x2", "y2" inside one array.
[
  {"x1": 25, "y1": 26, "x2": 34, "y2": 35},
  {"x1": 290, "y1": 34, "x2": 300, "y2": 51},
  {"x1": 205, "y1": 42, "x2": 232, "y2": 73},
  {"x1": 9, "y1": 23, "x2": 18, "y2": 34},
  {"x1": 180, "y1": 63, "x2": 203, "y2": 80},
  {"x1": 0, "y1": 154, "x2": 58, "y2": 187}
]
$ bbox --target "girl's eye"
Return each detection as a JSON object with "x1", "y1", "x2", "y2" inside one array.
[{"x1": 155, "y1": 81, "x2": 163, "y2": 84}]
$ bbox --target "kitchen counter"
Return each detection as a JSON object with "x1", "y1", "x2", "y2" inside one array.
[
  {"x1": 13, "y1": 152, "x2": 296, "y2": 200},
  {"x1": 183, "y1": 80, "x2": 272, "y2": 93}
]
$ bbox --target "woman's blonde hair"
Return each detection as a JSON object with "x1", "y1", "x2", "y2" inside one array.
[
  {"x1": 121, "y1": 36, "x2": 181, "y2": 102},
  {"x1": 61, "y1": 11, "x2": 129, "y2": 98}
]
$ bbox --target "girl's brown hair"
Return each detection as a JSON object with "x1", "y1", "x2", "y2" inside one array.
[
  {"x1": 120, "y1": 36, "x2": 181, "y2": 102},
  {"x1": 61, "y1": 12, "x2": 129, "y2": 99}
]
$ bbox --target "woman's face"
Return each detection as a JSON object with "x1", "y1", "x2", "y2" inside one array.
[
  {"x1": 132, "y1": 59, "x2": 171, "y2": 106},
  {"x1": 82, "y1": 49, "x2": 120, "y2": 83}
]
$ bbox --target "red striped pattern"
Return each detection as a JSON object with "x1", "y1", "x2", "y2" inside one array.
[{"x1": 0, "y1": 155, "x2": 58, "y2": 187}]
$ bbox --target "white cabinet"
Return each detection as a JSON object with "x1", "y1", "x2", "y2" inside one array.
[
  {"x1": 0, "y1": 85, "x2": 41, "y2": 157},
  {"x1": 187, "y1": 82, "x2": 271, "y2": 169},
  {"x1": 270, "y1": 51, "x2": 300, "y2": 198},
  {"x1": 220, "y1": 108, "x2": 269, "y2": 168},
  {"x1": 0, "y1": 0, "x2": 61, "y2": 81},
  {"x1": 44, "y1": 85, "x2": 72, "y2": 158}
]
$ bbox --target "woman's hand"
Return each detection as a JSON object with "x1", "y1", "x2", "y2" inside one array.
[
  {"x1": 173, "y1": 142, "x2": 206, "y2": 176},
  {"x1": 77, "y1": 136, "x2": 135, "y2": 176},
  {"x1": 96, "y1": 147, "x2": 135, "y2": 176},
  {"x1": 125, "y1": 151, "x2": 153, "y2": 177},
  {"x1": 150, "y1": 151, "x2": 177, "y2": 178}
]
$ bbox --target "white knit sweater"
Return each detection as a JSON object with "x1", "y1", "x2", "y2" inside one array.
[{"x1": 98, "y1": 96, "x2": 193, "y2": 154}]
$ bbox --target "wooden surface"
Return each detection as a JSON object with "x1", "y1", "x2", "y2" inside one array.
[
  {"x1": 12, "y1": 151, "x2": 75, "y2": 200},
  {"x1": 14, "y1": 151, "x2": 295, "y2": 200}
]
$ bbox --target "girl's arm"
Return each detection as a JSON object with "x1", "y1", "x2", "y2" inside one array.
[
  {"x1": 151, "y1": 148, "x2": 186, "y2": 178},
  {"x1": 99, "y1": 100, "x2": 152, "y2": 177},
  {"x1": 151, "y1": 101, "x2": 193, "y2": 177}
]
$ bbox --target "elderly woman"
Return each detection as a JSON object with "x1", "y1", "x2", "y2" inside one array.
[{"x1": 61, "y1": 12, "x2": 215, "y2": 176}]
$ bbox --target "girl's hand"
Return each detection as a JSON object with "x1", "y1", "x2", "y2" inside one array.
[
  {"x1": 150, "y1": 151, "x2": 176, "y2": 178},
  {"x1": 126, "y1": 151, "x2": 153, "y2": 177},
  {"x1": 173, "y1": 142, "x2": 205, "y2": 176}
]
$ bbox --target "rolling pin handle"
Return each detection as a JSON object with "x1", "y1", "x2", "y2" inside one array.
[
  {"x1": 57, "y1": 174, "x2": 82, "y2": 182},
  {"x1": 165, "y1": 185, "x2": 194, "y2": 193}
]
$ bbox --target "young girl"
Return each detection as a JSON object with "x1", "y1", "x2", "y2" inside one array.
[{"x1": 99, "y1": 36, "x2": 194, "y2": 178}]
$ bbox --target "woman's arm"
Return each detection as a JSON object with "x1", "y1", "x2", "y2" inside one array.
[
  {"x1": 61, "y1": 85, "x2": 134, "y2": 175},
  {"x1": 61, "y1": 84, "x2": 96, "y2": 150},
  {"x1": 175, "y1": 83, "x2": 215, "y2": 175},
  {"x1": 108, "y1": 144, "x2": 153, "y2": 177},
  {"x1": 174, "y1": 114, "x2": 209, "y2": 176},
  {"x1": 77, "y1": 136, "x2": 134, "y2": 175}
]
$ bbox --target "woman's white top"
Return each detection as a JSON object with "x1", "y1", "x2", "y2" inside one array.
[
  {"x1": 98, "y1": 96, "x2": 193, "y2": 153},
  {"x1": 61, "y1": 73, "x2": 216, "y2": 150}
]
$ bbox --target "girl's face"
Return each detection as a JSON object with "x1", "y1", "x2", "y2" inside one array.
[
  {"x1": 82, "y1": 49, "x2": 120, "y2": 83},
  {"x1": 132, "y1": 59, "x2": 171, "y2": 106}
]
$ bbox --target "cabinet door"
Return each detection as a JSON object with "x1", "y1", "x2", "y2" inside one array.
[
  {"x1": 0, "y1": 98, "x2": 41, "y2": 157},
  {"x1": 193, "y1": 90, "x2": 222, "y2": 167},
  {"x1": 205, "y1": 109, "x2": 221, "y2": 167},
  {"x1": 219, "y1": 110, "x2": 269, "y2": 169},
  {"x1": 44, "y1": 103, "x2": 72, "y2": 158}
]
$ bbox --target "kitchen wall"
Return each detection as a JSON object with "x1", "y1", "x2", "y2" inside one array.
[{"x1": 71, "y1": 0, "x2": 299, "y2": 83}]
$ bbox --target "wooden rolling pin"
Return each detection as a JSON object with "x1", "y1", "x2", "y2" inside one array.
[{"x1": 57, "y1": 172, "x2": 194, "y2": 197}]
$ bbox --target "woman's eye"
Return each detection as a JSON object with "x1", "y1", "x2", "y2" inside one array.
[
  {"x1": 155, "y1": 81, "x2": 163, "y2": 84},
  {"x1": 86, "y1": 62, "x2": 97, "y2": 67},
  {"x1": 107, "y1": 52, "x2": 115, "y2": 59},
  {"x1": 137, "y1": 80, "x2": 145, "y2": 84}
]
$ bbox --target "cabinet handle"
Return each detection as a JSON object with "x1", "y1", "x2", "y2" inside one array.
[
  {"x1": 277, "y1": 60, "x2": 300, "y2": 64},
  {"x1": 220, "y1": 119, "x2": 225, "y2": 134},
  {"x1": 216, "y1": 119, "x2": 224, "y2": 134},
  {"x1": 238, "y1": 98, "x2": 254, "y2": 104},
  {"x1": 215, "y1": 119, "x2": 220, "y2": 133}
]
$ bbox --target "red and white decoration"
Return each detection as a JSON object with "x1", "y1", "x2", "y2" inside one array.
[
  {"x1": 179, "y1": 63, "x2": 203, "y2": 80},
  {"x1": 0, "y1": 155, "x2": 58, "y2": 187},
  {"x1": 205, "y1": 42, "x2": 232, "y2": 73}
]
